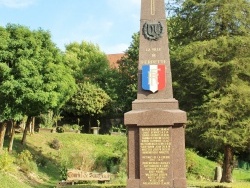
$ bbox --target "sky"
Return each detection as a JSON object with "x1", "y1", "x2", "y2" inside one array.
[{"x1": 0, "y1": 0, "x2": 141, "y2": 54}]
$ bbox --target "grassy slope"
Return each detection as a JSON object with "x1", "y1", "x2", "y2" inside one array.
[
  {"x1": 186, "y1": 150, "x2": 250, "y2": 188},
  {"x1": 2, "y1": 132, "x2": 126, "y2": 188},
  {"x1": 1, "y1": 132, "x2": 250, "y2": 188},
  {"x1": 186, "y1": 149, "x2": 217, "y2": 180},
  {"x1": 0, "y1": 173, "x2": 33, "y2": 188}
]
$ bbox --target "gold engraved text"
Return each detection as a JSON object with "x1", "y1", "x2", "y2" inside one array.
[
  {"x1": 140, "y1": 59, "x2": 166, "y2": 65},
  {"x1": 141, "y1": 128, "x2": 171, "y2": 185}
]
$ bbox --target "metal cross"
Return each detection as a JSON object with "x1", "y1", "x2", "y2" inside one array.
[{"x1": 151, "y1": 0, "x2": 155, "y2": 15}]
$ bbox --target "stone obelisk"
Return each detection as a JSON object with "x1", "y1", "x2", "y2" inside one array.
[{"x1": 124, "y1": 0, "x2": 187, "y2": 187}]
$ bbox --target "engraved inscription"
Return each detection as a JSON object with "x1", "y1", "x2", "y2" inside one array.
[
  {"x1": 145, "y1": 48, "x2": 161, "y2": 52},
  {"x1": 140, "y1": 127, "x2": 171, "y2": 185},
  {"x1": 152, "y1": 48, "x2": 161, "y2": 52},
  {"x1": 145, "y1": 48, "x2": 161, "y2": 58},
  {"x1": 140, "y1": 59, "x2": 166, "y2": 65}
]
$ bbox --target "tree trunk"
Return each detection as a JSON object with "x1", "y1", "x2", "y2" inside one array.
[
  {"x1": 88, "y1": 116, "x2": 91, "y2": 133},
  {"x1": 21, "y1": 116, "x2": 32, "y2": 145},
  {"x1": 221, "y1": 145, "x2": 234, "y2": 183},
  {"x1": 8, "y1": 121, "x2": 16, "y2": 153},
  {"x1": 30, "y1": 117, "x2": 35, "y2": 135},
  {"x1": 5, "y1": 121, "x2": 12, "y2": 137},
  {"x1": 55, "y1": 116, "x2": 58, "y2": 127},
  {"x1": 0, "y1": 121, "x2": 7, "y2": 150}
]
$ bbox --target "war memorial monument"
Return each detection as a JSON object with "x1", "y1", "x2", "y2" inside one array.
[{"x1": 125, "y1": 0, "x2": 187, "y2": 187}]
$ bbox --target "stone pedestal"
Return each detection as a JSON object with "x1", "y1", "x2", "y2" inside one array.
[
  {"x1": 91, "y1": 127, "x2": 100, "y2": 135},
  {"x1": 124, "y1": 0, "x2": 187, "y2": 187},
  {"x1": 214, "y1": 166, "x2": 222, "y2": 182},
  {"x1": 125, "y1": 100, "x2": 187, "y2": 188}
]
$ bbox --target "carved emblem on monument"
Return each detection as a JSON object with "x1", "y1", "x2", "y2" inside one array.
[{"x1": 142, "y1": 22, "x2": 163, "y2": 41}]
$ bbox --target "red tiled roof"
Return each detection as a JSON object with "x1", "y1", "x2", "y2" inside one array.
[{"x1": 106, "y1": 53, "x2": 125, "y2": 68}]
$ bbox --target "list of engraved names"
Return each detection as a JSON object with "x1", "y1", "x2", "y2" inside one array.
[{"x1": 140, "y1": 127, "x2": 171, "y2": 185}]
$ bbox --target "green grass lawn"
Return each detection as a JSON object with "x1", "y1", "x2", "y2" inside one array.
[
  {"x1": 0, "y1": 172, "x2": 34, "y2": 188},
  {"x1": 187, "y1": 168, "x2": 250, "y2": 188},
  {"x1": 2, "y1": 132, "x2": 127, "y2": 187},
  {"x1": 188, "y1": 180, "x2": 250, "y2": 188},
  {"x1": 186, "y1": 149, "x2": 250, "y2": 188},
  {"x1": 1, "y1": 132, "x2": 250, "y2": 188}
]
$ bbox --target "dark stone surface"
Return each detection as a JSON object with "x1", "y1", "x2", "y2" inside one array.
[{"x1": 125, "y1": 0, "x2": 187, "y2": 187}]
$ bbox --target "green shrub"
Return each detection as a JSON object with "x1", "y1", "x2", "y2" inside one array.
[
  {"x1": 111, "y1": 171, "x2": 127, "y2": 184},
  {"x1": 94, "y1": 155, "x2": 120, "y2": 173},
  {"x1": 71, "y1": 124, "x2": 82, "y2": 131},
  {"x1": 62, "y1": 124, "x2": 82, "y2": 132},
  {"x1": 56, "y1": 126, "x2": 65, "y2": 133},
  {"x1": 60, "y1": 165, "x2": 68, "y2": 180},
  {"x1": 111, "y1": 124, "x2": 126, "y2": 133},
  {"x1": 36, "y1": 156, "x2": 47, "y2": 167},
  {"x1": 49, "y1": 138, "x2": 62, "y2": 150},
  {"x1": 112, "y1": 139, "x2": 127, "y2": 158},
  {"x1": 92, "y1": 138, "x2": 127, "y2": 182},
  {"x1": 112, "y1": 139, "x2": 127, "y2": 175},
  {"x1": 70, "y1": 150, "x2": 95, "y2": 171},
  {"x1": 39, "y1": 110, "x2": 54, "y2": 128},
  {"x1": 106, "y1": 157, "x2": 120, "y2": 173},
  {"x1": 94, "y1": 144, "x2": 126, "y2": 177},
  {"x1": 0, "y1": 149, "x2": 15, "y2": 172},
  {"x1": 16, "y1": 150, "x2": 38, "y2": 173}
]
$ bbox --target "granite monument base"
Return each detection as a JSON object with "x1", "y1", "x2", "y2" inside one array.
[{"x1": 125, "y1": 99, "x2": 187, "y2": 188}]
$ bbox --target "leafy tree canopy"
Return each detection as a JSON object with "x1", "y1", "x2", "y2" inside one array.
[
  {"x1": 117, "y1": 33, "x2": 139, "y2": 113},
  {"x1": 0, "y1": 24, "x2": 76, "y2": 120},
  {"x1": 168, "y1": 0, "x2": 250, "y2": 47},
  {"x1": 64, "y1": 41, "x2": 122, "y2": 117},
  {"x1": 168, "y1": 0, "x2": 250, "y2": 182},
  {"x1": 64, "y1": 41, "x2": 109, "y2": 84},
  {"x1": 65, "y1": 82, "x2": 111, "y2": 117}
]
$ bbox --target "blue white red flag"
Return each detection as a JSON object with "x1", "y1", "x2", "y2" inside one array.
[{"x1": 142, "y1": 64, "x2": 166, "y2": 93}]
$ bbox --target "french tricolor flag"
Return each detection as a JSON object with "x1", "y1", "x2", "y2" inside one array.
[{"x1": 142, "y1": 64, "x2": 166, "y2": 93}]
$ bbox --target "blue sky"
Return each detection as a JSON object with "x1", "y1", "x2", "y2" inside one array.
[{"x1": 0, "y1": 0, "x2": 141, "y2": 54}]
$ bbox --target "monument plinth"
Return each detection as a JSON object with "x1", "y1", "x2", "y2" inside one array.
[{"x1": 125, "y1": 0, "x2": 187, "y2": 187}]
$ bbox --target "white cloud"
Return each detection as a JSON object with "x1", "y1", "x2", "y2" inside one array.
[{"x1": 0, "y1": 0, "x2": 36, "y2": 8}]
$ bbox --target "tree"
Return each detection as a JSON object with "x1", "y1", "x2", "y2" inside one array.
[
  {"x1": 64, "y1": 41, "x2": 110, "y2": 84},
  {"x1": 168, "y1": 0, "x2": 250, "y2": 47},
  {"x1": 116, "y1": 33, "x2": 139, "y2": 113},
  {"x1": 0, "y1": 25, "x2": 24, "y2": 149},
  {"x1": 64, "y1": 82, "x2": 111, "y2": 132},
  {"x1": 0, "y1": 24, "x2": 76, "y2": 146},
  {"x1": 64, "y1": 41, "x2": 122, "y2": 116},
  {"x1": 168, "y1": 0, "x2": 250, "y2": 182}
]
